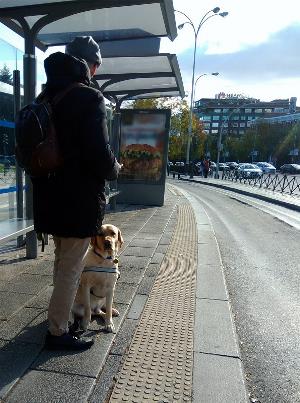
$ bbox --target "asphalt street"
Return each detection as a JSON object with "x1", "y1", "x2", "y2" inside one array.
[{"x1": 173, "y1": 179, "x2": 300, "y2": 403}]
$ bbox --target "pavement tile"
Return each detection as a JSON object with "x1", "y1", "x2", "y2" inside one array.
[
  {"x1": 118, "y1": 255, "x2": 150, "y2": 271},
  {"x1": 22, "y1": 260, "x2": 54, "y2": 276},
  {"x1": 121, "y1": 246, "x2": 154, "y2": 257},
  {"x1": 118, "y1": 266, "x2": 146, "y2": 285},
  {"x1": 128, "y1": 239, "x2": 159, "y2": 248},
  {"x1": 0, "y1": 274, "x2": 52, "y2": 295},
  {"x1": 0, "y1": 307, "x2": 44, "y2": 341},
  {"x1": 137, "y1": 274, "x2": 156, "y2": 295},
  {"x1": 25, "y1": 285, "x2": 53, "y2": 309},
  {"x1": 146, "y1": 263, "x2": 161, "y2": 277},
  {"x1": 114, "y1": 283, "x2": 136, "y2": 305},
  {"x1": 110, "y1": 318, "x2": 138, "y2": 355},
  {"x1": 0, "y1": 291, "x2": 34, "y2": 320},
  {"x1": 198, "y1": 242, "x2": 221, "y2": 265},
  {"x1": 0, "y1": 340, "x2": 42, "y2": 399},
  {"x1": 17, "y1": 310, "x2": 48, "y2": 345},
  {"x1": 88, "y1": 354, "x2": 123, "y2": 403},
  {"x1": 155, "y1": 244, "x2": 169, "y2": 254},
  {"x1": 193, "y1": 353, "x2": 248, "y2": 403},
  {"x1": 194, "y1": 299, "x2": 240, "y2": 357},
  {"x1": 159, "y1": 235, "x2": 173, "y2": 245},
  {"x1": 196, "y1": 263, "x2": 228, "y2": 300},
  {"x1": 126, "y1": 294, "x2": 148, "y2": 320},
  {"x1": 5, "y1": 369, "x2": 95, "y2": 403},
  {"x1": 150, "y1": 252, "x2": 165, "y2": 265},
  {"x1": 32, "y1": 330, "x2": 114, "y2": 378}
]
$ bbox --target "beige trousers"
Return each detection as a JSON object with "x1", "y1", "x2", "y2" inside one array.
[{"x1": 48, "y1": 236, "x2": 91, "y2": 336}]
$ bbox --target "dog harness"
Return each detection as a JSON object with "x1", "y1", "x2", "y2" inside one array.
[{"x1": 83, "y1": 266, "x2": 119, "y2": 274}]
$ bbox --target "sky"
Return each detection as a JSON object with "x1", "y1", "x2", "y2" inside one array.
[
  {"x1": 160, "y1": 0, "x2": 300, "y2": 105},
  {"x1": 1, "y1": 0, "x2": 300, "y2": 105}
]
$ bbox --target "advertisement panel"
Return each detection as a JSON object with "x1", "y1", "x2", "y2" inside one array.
[{"x1": 119, "y1": 109, "x2": 171, "y2": 185}]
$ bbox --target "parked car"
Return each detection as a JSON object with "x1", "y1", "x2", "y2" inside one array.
[
  {"x1": 236, "y1": 163, "x2": 263, "y2": 179},
  {"x1": 226, "y1": 161, "x2": 239, "y2": 170},
  {"x1": 255, "y1": 162, "x2": 276, "y2": 174},
  {"x1": 218, "y1": 163, "x2": 230, "y2": 171},
  {"x1": 280, "y1": 164, "x2": 300, "y2": 174}
]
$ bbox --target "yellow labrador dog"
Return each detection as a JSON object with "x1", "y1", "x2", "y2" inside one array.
[{"x1": 72, "y1": 224, "x2": 124, "y2": 333}]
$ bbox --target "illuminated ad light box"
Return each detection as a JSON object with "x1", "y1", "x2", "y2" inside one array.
[{"x1": 117, "y1": 109, "x2": 171, "y2": 206}]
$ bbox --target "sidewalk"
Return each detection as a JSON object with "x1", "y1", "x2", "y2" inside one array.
[
  {"x1": 179, "y1": 174, "x2": 300, "y2": 212},
  {"x1": 0, "y1": 185, "x2": 248, "y2": 403}
]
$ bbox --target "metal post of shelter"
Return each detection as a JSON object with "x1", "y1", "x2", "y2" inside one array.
[
  {"x1": 23, "y1": 33, "x2": 38, "y2": 258},
  {"x1": 13, "y1": 70, "x2": 24, "y2": 247}
]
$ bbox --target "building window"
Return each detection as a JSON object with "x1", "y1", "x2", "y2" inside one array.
[
  {"x1": 212, "y1": 116, "x2": 219, "y2": 121},
  {"x1": 214, "y1": 108, "x2": 221, "y2": 113},
  {"x1": 240, "y1": 123, "x2": 245, "y2": 127},
  {"x1": 264, "y1": 108, "x2": 272, "y2": 113},
  {"x1": 245, "y1": 108, "x2": 252, "y2": 113},
  {"x1": 212, "y1": 122, "x2": 219, "y2": 127},
  {"x1": 203, "y1": 115, "x2": 212, "y2": 121},
  {"x1": 211, "y1": 129, "x2": 218, "y2": 134},
  {"x1": 255, "y1": 108, "x2": 263, "y2": 113}
]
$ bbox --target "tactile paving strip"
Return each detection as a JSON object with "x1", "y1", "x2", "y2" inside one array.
[{"x1": 109, "y1": 204, "x2": 197, "y2": 402}]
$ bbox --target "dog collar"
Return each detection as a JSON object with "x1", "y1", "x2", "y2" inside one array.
[
  {"x1": 93, "y1": 249, "x2": 119, "y2": 264},
  {"x1": 83, "y1": 266, "x2": 120, "y2": 274}
]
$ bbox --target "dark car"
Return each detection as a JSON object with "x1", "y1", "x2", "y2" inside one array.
[
  {"x1": 280, "y1": 164, "x2": 300, "y2": 174},
  {"x1": 236, "y1": 163, "x2": 263, "y2": 179}
]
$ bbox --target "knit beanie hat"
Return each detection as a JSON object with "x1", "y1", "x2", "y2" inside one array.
[{"x1": 66, "y1": 36, "x2": 102, "y2": 65}]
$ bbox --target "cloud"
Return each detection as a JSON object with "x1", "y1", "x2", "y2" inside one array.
[{"x1": 178, "y1": 24, "x2": 300, "y2": 84}]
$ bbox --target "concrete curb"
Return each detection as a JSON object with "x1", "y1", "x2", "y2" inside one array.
[
  {"x1": 180, "y1": 176, "x2": 300, "y2": 212},
  {"x1": 175, "y1": 186, "x2": 249, "y2": 403}
]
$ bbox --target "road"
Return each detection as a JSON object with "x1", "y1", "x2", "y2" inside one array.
[{"x1": 172, "y1": 179, "x2": 300, "y2": 403}]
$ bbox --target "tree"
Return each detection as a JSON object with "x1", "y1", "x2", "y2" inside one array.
[{"x1": 0, "y1": 64, "x2": 13, "y2": 85}]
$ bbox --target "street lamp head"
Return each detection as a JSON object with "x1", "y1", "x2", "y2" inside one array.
[
  {"x1": 219, "y1": 11, "x2": 229, "y2": 17},
  {"x1": 178, "y1": 23, "x2": 185, "y2": 30},
  {"x1": 211, "y1": 72, "x2": 219, "y2": 76},
  {"x1": 212, "y1": 7, "x2": 221, "y2": 13}
]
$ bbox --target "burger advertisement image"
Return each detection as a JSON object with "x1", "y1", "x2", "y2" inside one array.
[
  {"x1": 120, "y1": 143, "x2": 162, "y2": 181},
  {"x1": 119, "y1": 110, "x2": 170, "y2": 184}
]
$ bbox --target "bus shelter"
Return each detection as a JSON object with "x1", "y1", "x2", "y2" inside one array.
[
  {"x1": 97, "y1": 52, "x2": 184, "y2": 205},
  {"x1": 0, "y1": 0, "x2": 181, "y2": 256}
]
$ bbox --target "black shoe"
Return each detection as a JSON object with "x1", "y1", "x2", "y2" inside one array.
[{"x1": 44, "y1": 331, "x2": 94, "y2": 351}]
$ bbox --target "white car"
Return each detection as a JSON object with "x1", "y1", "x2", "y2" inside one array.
[
  {"x1": 236, "y1": 163, "x2": 263, "y2": 179},
  {"x1": 255, "y1": 162, "x2": 276, "y2": 174}
]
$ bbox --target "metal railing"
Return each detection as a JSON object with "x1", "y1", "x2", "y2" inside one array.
[{"x1": 221, "y1": 170, "x2": 300, "y2": 197}]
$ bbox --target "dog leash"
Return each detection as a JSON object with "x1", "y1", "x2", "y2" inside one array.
[{"x1": 93, "y1": 248, "x2": 119, "y2": 264}]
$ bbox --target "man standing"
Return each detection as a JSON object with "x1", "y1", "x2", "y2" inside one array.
[{"x1": 32, "y1": 36, "x2": 121, "y2": 350}]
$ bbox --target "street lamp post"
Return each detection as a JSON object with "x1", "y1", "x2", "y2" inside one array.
[
  {"x1": 176, "y1": 8, "x2": 228, "y2": 176},
  {"x1": 194, "y1": 72, "x2": 219, "y2": 102}
]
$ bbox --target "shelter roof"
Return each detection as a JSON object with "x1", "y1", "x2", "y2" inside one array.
[
  {"x1": 96, "y1": 53, "x2": 185, "y2": 103},
  {"x1": 0, "y1": 0, "x2": 177, "y2": 49}
]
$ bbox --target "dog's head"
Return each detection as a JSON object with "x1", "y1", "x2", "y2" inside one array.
[{"x1": 91, "y1": 224, "x2": 124, "y2": 259}]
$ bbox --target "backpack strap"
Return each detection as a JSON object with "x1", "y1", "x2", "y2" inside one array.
[{"x1": 51, "y1": 82, "x2": 86, "y2": 106}]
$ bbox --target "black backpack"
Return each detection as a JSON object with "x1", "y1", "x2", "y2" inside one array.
[{"x1": 15, "y1": 83, "x2": 82, "y2": 177}]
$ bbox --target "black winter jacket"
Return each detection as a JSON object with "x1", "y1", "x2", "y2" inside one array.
[{"x1": 32, "y1": 52, "x2": 118, "y2": 237}]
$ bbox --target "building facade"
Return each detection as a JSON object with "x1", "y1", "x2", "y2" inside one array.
[{"x1": 194, "y1": 93, "x2": 298, "y2": 137}]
